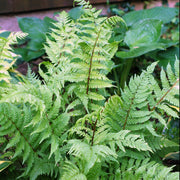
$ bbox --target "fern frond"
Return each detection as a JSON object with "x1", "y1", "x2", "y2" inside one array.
[
  {"x1": 67, "y1": 139, "x2": 117, "y2": 175},
  {"x1": 150, "y1": 59, "x2": 179, "y2": 111},
  {"x1": 0, "y1": 103, "x2": 38, "y2": 173},
  {"x1": 42, "y1": 4, "x2": 127, "y2": 114},
  {"x1": 106, "y1": 130, "x2": 152, "y2": 153},
  {"x1": 61, "y1": 160, "x2": 87, "y2": 180},
  {"x1": 117, "y1": 157, "x2": 179, "y2": 180},
  {"x1": 0, "y1": 31, "x2": 27, "y2": 83},
  {"x1": 103, "y1": 16, "x2": 127, "y2": 30},
  {"x1": 145, "y1": 136, "x2": 179, "y2": 153},
  {"x1": 102, "y1": 60, "x2": 179, "y2": 156}
]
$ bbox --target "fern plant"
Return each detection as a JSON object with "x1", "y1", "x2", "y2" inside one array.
[
  {"x1": 0, "y1": 0, "x2": 179, "y2": 179},
  {"x1": 0, "y1": 31, "x2": 26, "y2": 84},
  {"x1": 40, "y1": 0, "x2": 127, "y2": 115},
  {"x1": 64, "y1": 59, "x2": 179, "y2": 179}
]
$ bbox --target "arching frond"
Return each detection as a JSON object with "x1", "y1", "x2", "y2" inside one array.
[{"x1": 0, "y1": 31, "x2": 27, "y2": 83}]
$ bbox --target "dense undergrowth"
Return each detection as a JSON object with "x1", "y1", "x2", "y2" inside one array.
[{"x1": 0, "y1": 0, "x2": 179, "y2": 179}]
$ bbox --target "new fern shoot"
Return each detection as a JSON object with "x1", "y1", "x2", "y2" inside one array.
[{"x1": 0, "y1": 0, "x2": 179, "y2": 179}]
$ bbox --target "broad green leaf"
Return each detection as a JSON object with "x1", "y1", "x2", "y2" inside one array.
[
  {"x1": 0, "y1": 31, "x2": 11, "y2": 38},
  {"x1": 43, "y1": 16, "x2": 57, "y2": 30},
  {"x1": 26, "y1": 39, "x2": 44, "y2": 51},
  {"x1": 116, "y1": 43, "x2": 165, "y2": 59},
  {"x1": 123, "y1": 7, "x2": 178, "y2": 26},
  {"x1": 124, "y1": 19, "x2": 162, "y2": 48},
  {"x1": 15, "y1": 16, "x2": 56, "y2": 62},
  {"x1": 147, "y1": 47, "x2": 179, "y2": 68},
  {"x1": 16, "y1": 17, "x2": 48, "y2": 60},
  {"x1": 68, "y1": 7, "x2": 85, "y2": 20},
  {"x1": 13, "y1": 48, "x2": 44, "y2": 61},
  {"x1": 17, "y1": 17, "x2": 48, "y2": 39}
]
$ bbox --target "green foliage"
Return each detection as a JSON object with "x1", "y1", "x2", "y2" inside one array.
[
  {"x1": 117, "y1": 157, "x2": 179, "y2": 180},
  {"x1": 62, "y1": 59, "x2": 179, "y2": 179},
  {"x1": 0, "y1": 1, "x2": 179, "y2": 179},
  {"x1": 116, "y1": 6, "x2": 179, "y2": 59},
  {"x1": 122, "y1": 6, "x2": 178, "y2": 26},
  {"x1": 111, "y1": 5, "x2": 179, "y2": 91},
  {"x1": 40, "y1": 3, "x2": 126, "y2": 114},
  {"x1": 13, "y1": 17, "x2": 56, "y2": 62},
  {"x1": 0, "y1": 31, "x2": 26, "y2": 84},
  {"x1": 125, "y1": 19, "x2": 162, "y2": 48}
]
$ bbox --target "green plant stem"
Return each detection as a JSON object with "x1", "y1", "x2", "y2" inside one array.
[
  {"x1": 45, "y1": 112, "x2": 54, "y2": 134},
  {"x1": 113, "y1": 68, "x2": 120, "y2": 95},
  {"x1": 7, "y1": 117, "x2": 37, "y2": 154},
  {"x1": 123, "y1": 96, "x2": 135, "y2": 130},
  {"x1": 91, "y1": 119, "x2": 98, "y2": 146},
  {"x1": 86, "y1": 28, "x2": 101, "y2": 95},
  {"x1": 119, "y1": 58, "x2": 133, "y2": 90}
]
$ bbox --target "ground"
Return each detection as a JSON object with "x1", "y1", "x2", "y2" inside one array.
[{"x1": 0, "y1": 1, "x2": 178, "y2": 32}]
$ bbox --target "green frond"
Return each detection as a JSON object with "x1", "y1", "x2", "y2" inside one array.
[
  {"x1": 102, "y1": 59, "x2": 179, "y2": 157},
  {"x1": 42, "y1": 4, "x2": 127, "y2": 114},
  {"x1": 0, "y1": 103, "x2": 37, "y2": 172},
  {"x1": 150, "y1": 59, "x2": 179, "y2": 110},
  {"x1": 61, "y1": 161, "x2": 87, "y2": 180},
  {"x1": 55, "y1": 10, "x2": 71, "y2": 25},
  {"x1": 48, "y1": 96, "x2": 61, "y2": 119},
  {"x1": 88, "y1": 92, "x2": 105, "y2": 101},
  {"x1": 68, "y1": 140, "x2": 92, "y2": 159},
  {"x1": 103, "y1": 16, "x2": 127, "y2": 31},
  {"x1": 26, "y1": 156, "x2": 58, "y2": 180},
  {"x1": 166, "y1": 63, "x2": 177, "y2": 85},
  {"x1": 69, "y1": 139, "x2": 117, "y2": 160},
  {"x1": 0, "y1": 90, "x2": 46, "y2": 119},
  {"x1": 117, "y1": 157, "x2": 179, "y2": 180},
  {"x1": 89, "y1": 79, "x2": 113, "y2": 89},
  {"x1": 118, "y1": 149, "x2": 150, "y2": 160},
  {"x1": 106, "y1": 130, "x2": 152, "y2": 153},
  {"x1": 51, "y1": 112, "x2": 70, "y2": 136},
  {"x1": 0, "y1": 31, "x2": 27, "y2": 83}
]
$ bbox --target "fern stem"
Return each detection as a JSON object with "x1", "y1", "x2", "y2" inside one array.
[
  {"x1": 86, "y1": 29, "x2": 101, "y2": 95},
  {"x1": 58, "y1": 43, "x2": 66, "y2": 63},
  {"x1": 120, "y1": 59, "x2": 133, "y2": 90},
  {"x1": 45, "y1": 112, "x2": 54, "y2": 134},
  {"x1": 151, "y1": 78, "x2": 179, "y2": 111},
  {"x1": 7, "y1": 117, "x2": 37, "y2": 154},
  {"x1": 113, "y1": 68, "x2": 120, "y2": 95},
  {"x1": 123, "y1": 96, "x2": 135, "y2": 130},
  {"x1": 91, "y1": 119, "x2": 98, "y2": 146}
]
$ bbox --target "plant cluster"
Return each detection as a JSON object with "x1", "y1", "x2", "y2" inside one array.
[{"x1": 0, "y1": 0, "x2": 179, "y2": 179}]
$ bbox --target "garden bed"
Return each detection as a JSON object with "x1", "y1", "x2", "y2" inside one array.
[{"x1": 0, "y1": 0, "x2": 179, "y2": 179}]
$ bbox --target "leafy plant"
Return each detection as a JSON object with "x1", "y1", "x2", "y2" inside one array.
[
  {"x1": 0, "y1": 0, "x2": 179, "y2": 179},
  {"x1": 13, "y1": 16, "x2": 56, "y2": 62},
  {"x1": 0, "y1": 31, "x2": 26, "y2": 84},
  {"x1": 111, "y1": 6, "x2": 179, "y2": 90}
]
